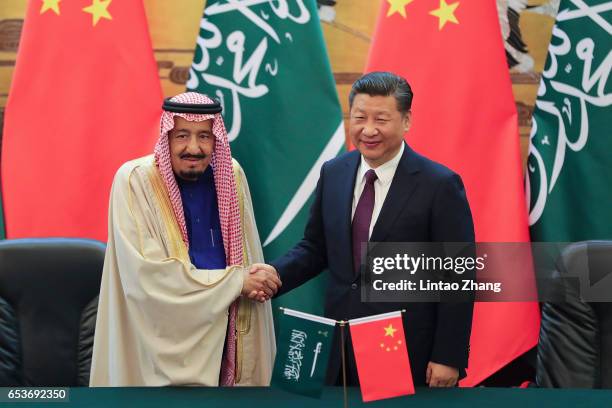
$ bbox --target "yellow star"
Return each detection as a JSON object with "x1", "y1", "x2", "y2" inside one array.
[
  {"x1": 40, "y1": 0, "x2": 60, "y2": 15},
  {"x1": 83, "y1": 0, "x2": 113, "y2": 27},
  {"x1": 429, "y1": 0, "x2": 460, "y2": 30},
  {"x1": 384, "y1": 324, "x2": 397, "y2": 337},
  {"x1": 386, "y1": 0, "x2": 414, "y2": 18}
]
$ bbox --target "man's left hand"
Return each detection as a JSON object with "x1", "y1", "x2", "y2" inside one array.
[{"x1": 426, "y1": 361, "x2": 459, "y2": 387}]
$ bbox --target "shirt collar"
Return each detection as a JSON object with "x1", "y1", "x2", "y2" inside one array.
[{"x1": 357, "y1": 142, "x2": 404, "y2": 186}]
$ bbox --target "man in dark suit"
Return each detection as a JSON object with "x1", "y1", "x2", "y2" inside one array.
[{"x1": 252, "y1": 71, "x2": 474, "y2": 387}]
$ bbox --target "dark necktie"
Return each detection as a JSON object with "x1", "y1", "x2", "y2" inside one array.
[{"x1": 352, "y1": 169, "x2": 377, "y2": 273}]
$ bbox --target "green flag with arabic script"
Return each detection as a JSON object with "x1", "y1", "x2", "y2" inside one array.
[
  {"x1": 272, "y1": 308, "x2": 337, "y2": 398},
  {"x1": 527, "y1": 0, "x2": 612, "y2": 242},
  {"x1": 188, "y1": 0, "x2": 344, "y2": 316}
]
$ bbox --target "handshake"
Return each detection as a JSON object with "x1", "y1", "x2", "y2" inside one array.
[{"x1": 241, "y1": 263, "x2": 282, "y2": 303}]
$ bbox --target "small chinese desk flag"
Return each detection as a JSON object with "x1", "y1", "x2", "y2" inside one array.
[{"x1": 349, "y1": 311, "x2": 414, "y2": 401}]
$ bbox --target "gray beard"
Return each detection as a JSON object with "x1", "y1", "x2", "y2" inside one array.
[{"x1": 176, "y1": 169, "x2": 205, "y2": 181}]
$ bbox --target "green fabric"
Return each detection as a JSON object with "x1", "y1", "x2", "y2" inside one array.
[
  {"x1": 187, "y1": 0, "x2": 344, "y2": 317},
  {"x1": 4, "y1": 387, "x2": 612, "y2": 408},
  {"x1": 527, "y1": 0, "x2": 612, "y2": 242},
  {"x1": 271, "y1": 312, "x2": 336, "y2": 398}
]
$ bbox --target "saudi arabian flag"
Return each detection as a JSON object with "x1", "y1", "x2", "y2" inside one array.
[
  {"x1": 526, "y1": 0, "x2": 612, "y2": 242},
  {"x1": 188, "y1": 0, "x2": 344, "y2": 315},
  {"x1": 272, "y1": 308, "x2": 337, "y2": 398}
]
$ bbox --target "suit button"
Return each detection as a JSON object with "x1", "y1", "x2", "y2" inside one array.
[{"x1": 351, "y1": 283, "x2": 358, "y2": 290}]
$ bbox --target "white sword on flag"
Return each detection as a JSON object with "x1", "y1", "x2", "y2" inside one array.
[{"x1": 310, "y1": 342, "x2": 323, "y2": 377}]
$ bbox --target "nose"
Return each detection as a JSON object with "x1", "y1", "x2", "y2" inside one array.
[
  {"x1": 186, "y1": 135, "x2": 201, "y2": 154},
  {"x1": 362, "y1": 124, "x2": 378, "y2": 137}
]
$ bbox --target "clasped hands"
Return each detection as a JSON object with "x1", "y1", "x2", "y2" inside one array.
[{"x1": 241, "y1": 263, "x2": 281, "y2": 303}]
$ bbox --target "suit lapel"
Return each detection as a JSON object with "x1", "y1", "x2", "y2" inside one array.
[
  {"x1": 326, "y1": 150, "x2": 361, "y2": 273},
  {"x1": 338, "y1": 151, "x2": 360, "y2": 275},
  {"x1": 370, "y1": 144, "x2": 420, "y2": 243}
]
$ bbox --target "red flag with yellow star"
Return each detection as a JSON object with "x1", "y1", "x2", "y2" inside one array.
[
  {"x1": 1, "y1": 0, "x2": 162, "y2": 241},
  {"x1": 365, "y1": 0, "x2": 540, "y2": 386},
  {"x1": 349, "y1": 311, "x2": 414, "y2": 402}
]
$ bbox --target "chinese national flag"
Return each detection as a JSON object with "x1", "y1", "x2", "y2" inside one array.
[
  {"x1": 349, "y1": 311, "x2": 414, "y2": 402},
  {"x1": 1, "y1": 0, "x2": 162, "y2": 241},
  {"x1": 365, "y1": 0, "x2": 540, "y2": 385}
]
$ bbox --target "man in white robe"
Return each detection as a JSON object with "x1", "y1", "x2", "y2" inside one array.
[{"x1": 90, "y1": 93, "x2": 278, "y2": 386}]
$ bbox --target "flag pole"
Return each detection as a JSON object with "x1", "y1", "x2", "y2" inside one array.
[{"x1": 339, "y1": 320, "x2": 348, "y2": 408}]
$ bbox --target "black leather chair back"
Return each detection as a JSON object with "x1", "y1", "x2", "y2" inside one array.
[
  {"x1": 0, "y1": 238, "x2": 105, "y2": 386},
  {"x1": 537, "y1": 241, "x2": 612, "y2": 388}
]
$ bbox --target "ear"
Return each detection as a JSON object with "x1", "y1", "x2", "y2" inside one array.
[{"x1": 403, "y1": 111, "x2": 412, "y2": 132}]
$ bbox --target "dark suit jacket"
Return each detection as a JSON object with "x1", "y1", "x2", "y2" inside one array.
[{"x1": 272, "y1": 143, "x2": 475, "y2": 385}]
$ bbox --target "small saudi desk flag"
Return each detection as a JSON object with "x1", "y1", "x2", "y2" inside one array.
[{"x1": 272, "y1": 308, "x2": 337, "y2": 398}]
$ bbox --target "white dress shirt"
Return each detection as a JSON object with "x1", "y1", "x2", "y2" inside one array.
[{"x1": 351, "y1": 143, "x2": 405, "y2": 239}]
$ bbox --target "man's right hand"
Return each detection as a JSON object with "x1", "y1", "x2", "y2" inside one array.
[{"x1": 242, "y1": 264, "x2": 281, "y2": 303}]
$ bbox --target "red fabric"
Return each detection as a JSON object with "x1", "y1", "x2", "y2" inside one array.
[
  {"x1": 2, "y1": 0, "x2": 162, "y2": 241},
  {"x1": 365, "y1": 0, "x2": 540, "y2": 386},
  {"x1": 350, "y1": 314, "x2": 415, "y2": 402}
]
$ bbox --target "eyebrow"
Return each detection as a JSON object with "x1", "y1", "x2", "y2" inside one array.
[
  {"x1": 351, "y1": 111, "x2": 392, "y2": 117},
  {"x1": 353, "y1": 107, "x2": 392, "y2": 114},
  {"x1": 172, "y1": 128, "x2": 212, "y2": 134}
]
